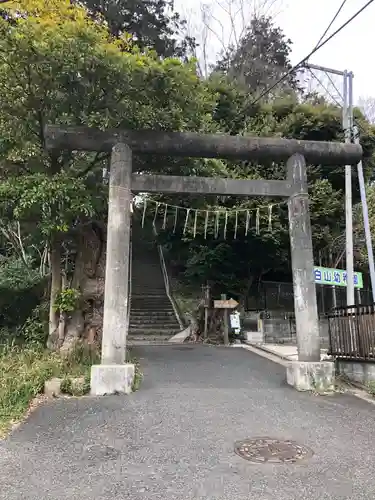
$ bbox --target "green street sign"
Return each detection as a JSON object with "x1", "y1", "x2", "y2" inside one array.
[{"x1": 314, "y1": 266, "x2": 363, "y2": 289}]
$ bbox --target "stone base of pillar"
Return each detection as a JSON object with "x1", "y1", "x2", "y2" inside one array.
[
  {"x1": 286, "y1": 361, "x2": 335, "y2": 392},
  {"x1": 90, "y1": 364, "x2": 135, "y2": 396}
]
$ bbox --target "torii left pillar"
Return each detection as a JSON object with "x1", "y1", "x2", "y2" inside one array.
[{"x1": 91, "y1": 143, "x2": 135, "y2": 395}]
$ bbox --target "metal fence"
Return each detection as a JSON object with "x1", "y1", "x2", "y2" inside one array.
[
  {"x1": 328, "y1": 304, "x2": 375, "y2": 360},
  {"x1": 246, "y1": 280, "x2": 372, "y2": 315}
]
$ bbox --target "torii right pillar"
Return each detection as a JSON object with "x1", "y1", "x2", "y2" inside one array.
[{"x1": 286, "y1": 153, "x2": 334, "y2": 392}]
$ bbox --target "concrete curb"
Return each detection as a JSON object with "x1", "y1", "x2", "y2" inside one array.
[
  {"x1": 232, "y1": 343, "x2": 287, "y2": 367},
  {"x1": 242, "y1": 341, "x2": 293, "y2": 361}
]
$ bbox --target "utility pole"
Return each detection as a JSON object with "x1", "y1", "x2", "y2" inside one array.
[
  {"x1": 304, "y1": 63, "x2": 355, "y2": 306},
  {"x1": 354, "y1": 126, "x2": 375, "y2": 302},
  {"x1": 343, "y1": 71, "x2": 355, "y2": 306}
]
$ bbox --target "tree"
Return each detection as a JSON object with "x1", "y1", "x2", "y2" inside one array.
[
  {"x1": 0, "y1": 0, "x2": 218, "y2": 349},
  {"x1": 79, "y1": 0, "x2": 194, "y2": 57},
  {"x1": 215, "y1": 15, "x2": 297, "y2": 96},
  {"x1": 182, "y1": 0, "x2": 284, "y2": 79},
  {"x1": 358, "y1": 96, "x2": 375, "y2": 124}
]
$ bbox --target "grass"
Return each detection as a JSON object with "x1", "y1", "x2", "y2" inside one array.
[
  {"x1": 127, "y1": 349, "x2": 143, "y2": 391},
  {"x1": 0, "y1": 342, "x2": 142, "y2": 438},
  {"x1": 367, "y1": 381, "x2": 375, "y2": 397}
]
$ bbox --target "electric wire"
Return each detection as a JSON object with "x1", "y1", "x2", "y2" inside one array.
[
  {"x1": 313, "y1": 0, "x2": 348, "y2": 51},
  {"x1": 251, "y1": 0, "x2": 375, "y2": 105}
]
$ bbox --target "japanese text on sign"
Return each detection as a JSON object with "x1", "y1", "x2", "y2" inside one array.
[{"x1": 313, "y1": 266, "x2": 363, "y2": 289}]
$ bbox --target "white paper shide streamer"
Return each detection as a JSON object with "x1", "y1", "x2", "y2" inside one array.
[{"x1": 138, "y1": 199, "x2": 278, "y2": 239}]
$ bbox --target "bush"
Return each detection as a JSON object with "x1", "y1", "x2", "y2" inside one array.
[
  {"x1": 21, "y1": 302, "x2": 49, "y2": 346},
  {"x1": 0, "y1": 256, "x2": 46, "y2": 336}
]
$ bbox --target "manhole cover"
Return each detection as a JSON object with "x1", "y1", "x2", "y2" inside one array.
[{"x1": 234, "y1": 438, "x2": 313, "y2": 464}]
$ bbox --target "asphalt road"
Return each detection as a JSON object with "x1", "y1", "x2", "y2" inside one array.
[{"x1": 1, "y1": 345, "x2": 374, "y2": 499}]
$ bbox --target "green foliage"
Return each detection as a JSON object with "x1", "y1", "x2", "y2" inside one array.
[
  {"x1": 59, "y1": 341, "x2": 100, "y2": 395},
  {"x1": 0, "y1": 173, "x2": 95, "y2": 236},
  {"x1": 215, "y1": 16, "x2": 297, "y2": 95},
  {"x1": 60, "y1": 375, "x2": 90, "y2": 397},
  {"x1": 126, "y1": 350, "x2": 143, "y2": 391},
  {"x1": 54, "y1": 288, "x2": 81, "y2": 314},
  {"x1": 0, "y1": 345, "x2": 57, "y2": 436},
  {"x1": 0, "y1": 341, "x2": 98, "y2": 436},
  {"x1": 0, "y1": 0, "x2": 217, "y2": 251},
  {"x1": 20, "y1": 302, "x2": 49, "y2": 346},
  {"x1": 0, "y1": 341, "x2": 142, "y2": 436},
  {"x1": 79, "y1": 0, "x2": 193, "y2": 57},
  {"x1": 62, "y1": 340, "x2": 100, "y2": 369},
  {"x1": 0, "y1": 255, "x2": 40, "y2": 291},
  {"x1": 367, "y1": 381, "x2": 375, "y2": 397},
  {"x1": 0, "y1": 256, "x2": 45, "y2": 331}
]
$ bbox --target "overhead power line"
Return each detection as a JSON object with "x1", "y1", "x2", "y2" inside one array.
[
  {"x1": 251, "y1": 0, "x2": 375, "y2": 105},
  {"x1": 313, "y1": 0, "x2": 348, "y2": 51},
  {"x1": 307, "y1": 67, "x2": 373, "y2": 141}
]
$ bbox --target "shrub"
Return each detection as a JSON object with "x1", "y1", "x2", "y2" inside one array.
[{"x1": 0, "y1": 256, "x2": 46, "y2": 336}]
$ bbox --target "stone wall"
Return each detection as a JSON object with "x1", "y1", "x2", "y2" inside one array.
[{"x1": 337, "y1": 360, "x2": 375, "y2": 384}]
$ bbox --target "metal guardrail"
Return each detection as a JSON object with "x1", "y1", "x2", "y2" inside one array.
[
  {"x1": 328, "y1": 304, "x2": 375, "y2": 360},
  {"x1": 152, "y1": 223, "x2": 185, "y2": 331}
]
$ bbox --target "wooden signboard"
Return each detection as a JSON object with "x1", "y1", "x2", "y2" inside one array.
[{"x1": 213, "y1": 298, "x2": 238, "y2": 309}]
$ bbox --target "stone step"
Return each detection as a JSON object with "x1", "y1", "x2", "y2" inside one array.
[
  {"x1": 130, "y1": 297, "x2": 171, "y2": 302},
  {"x1": 130, "y1": 315, "x2": 176, "y2": 321},
  {"x1": 131, "y1": 292, "x2": 166, "y2": 297},
  {"x1": 131, "y1": 296, "x2": 167, "y2": 301},
  {"x1": 129, "y1": 310, "x2": 177, "y2": 318},
  {"x1": 129, "y1": 311, "x2": 177, "y2": 318},
  {"x1": 131, "y1": 282, "x2": 164, "y2": 287},
  {"x1": 130, "y1": 298, "x2": 172, "y2": 304},
  {"x1": 130, "y1": 301, "x2": 173, "y2": 307},
  {"x1": 129, "y1": 319, "x2": 179, "y2": 327},
  {"x1": 132, "y1": 267, "x2": 162, "y2": 273},
  {"x1": 132, "y1": 269, "x2": 162, "y2": 273},
  {"x1": 131, "y1": 271, "x2": 163, "y2": 275},
  {"x1": 130, "y1": 308, "x2": 175, "y2": 313},
  {"x1": 127, "y1": 339, "x2": 174, "y2": 345},
  {"x1": 132, "y1": 264, "x2": 161, "y2": 268},
  {"x1": 128, "y1": 327, "x2": 179, "y2": 335},
  {"x1": 132, "y1": 264, "x2": 162, "y2": 269},
  {"x1": 129, "y1": 311, "x2": 178, "y2": 319}
]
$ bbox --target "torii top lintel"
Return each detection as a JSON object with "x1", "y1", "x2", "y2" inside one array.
[{"x1": 44, "y1": 126, "x2": 362, "y2": 167}]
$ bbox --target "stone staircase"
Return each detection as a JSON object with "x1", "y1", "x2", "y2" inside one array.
[{"x1": 128, "y1": 222, "x2": 182, "y2": 343}]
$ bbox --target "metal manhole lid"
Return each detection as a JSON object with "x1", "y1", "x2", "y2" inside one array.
[{"x1": 234, "y1": 437, "x2": 313, "y2": 464}]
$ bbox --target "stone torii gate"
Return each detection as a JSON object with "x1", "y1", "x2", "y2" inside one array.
[{"x1": 45, "y1": 125, "x2": 362, "y2": 394}]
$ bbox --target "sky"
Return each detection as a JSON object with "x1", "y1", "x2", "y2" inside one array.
[{"x1": 174, "y1": 0, "x2": 375, "y2": 105}]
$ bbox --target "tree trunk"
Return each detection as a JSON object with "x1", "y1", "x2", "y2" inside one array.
[
  {"x1": 47, "y1": 236, "x2": 62, "y2": 350},
  {"x1": 60, "y1": 310, "x2": 85, "y2": 353},
  {"x1": 60, "y1": 235, "x2": 86, "y2": 353}
]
